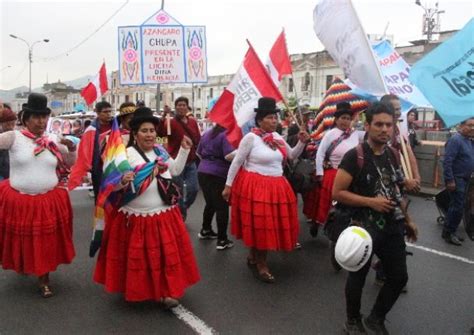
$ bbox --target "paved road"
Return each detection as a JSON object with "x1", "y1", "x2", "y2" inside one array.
[{"x1": 1, "y1": 191, "x2": 473, "y2": 334}]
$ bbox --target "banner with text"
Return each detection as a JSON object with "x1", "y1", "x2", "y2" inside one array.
[
  {"x1": 118, "y1": 9, "x2": 207, "y2": 85},
  {"x1": 373, "y1": 40, "x2": 431, "y2": 108},
  {"x1": 410, "y1": 18, "x2": 474, "y2": 127}
]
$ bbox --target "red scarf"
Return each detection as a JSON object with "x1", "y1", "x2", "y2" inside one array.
[
  {"x1": 21, "y1": 129, "x2": 70, "y2": 184},
  {"x1": 252, "y1": 128, "x2": 287, "y2": 160}
]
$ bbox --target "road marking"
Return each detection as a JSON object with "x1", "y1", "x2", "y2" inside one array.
[
  {"x1": 407, "y1": 243, "x2": 474, "y2": 265},
  {"x1": 171, "y1": 305, "x2": 217, "y2": 335}
]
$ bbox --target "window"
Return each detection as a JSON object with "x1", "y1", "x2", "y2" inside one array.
[
  {"x1": 198, "y1": 88, "x2": 201, "y2": 99},
  {"x1": 326, "y1": 75, "x2": 334, "y2": 90},
  {"x1": 302, "y1": 72, "x2": 311, "y2": 91},
  {"x1": 288, "y1": 78, "x2": 294, "y2": 93},
  {"x1": 159, "y1": 93, "x2": 163, "y2": 102},
  {"x1": 113, "y1": 79, "x2": 116, "y2": 88},
  {"x1": 125, "y1": 95, "x2": 130, "y2": 102},
  {"x1": 171, "y1": 92, "x2": 175, "y2": 102},
  {"x1": 210, "y1": 88, "x2": 214, "y2": 98}
]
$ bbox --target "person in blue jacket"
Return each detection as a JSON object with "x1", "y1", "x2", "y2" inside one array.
[{"x1": 442, "y1": 117, "x2": 474, "y2": 245}]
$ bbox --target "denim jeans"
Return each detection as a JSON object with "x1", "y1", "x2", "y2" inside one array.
[
  {"x1": 174, "y1": 162, "x2": 199, "y2": 219},
  {"x1": 445, "y1": 176, "x2": 469, "y2": 234}
]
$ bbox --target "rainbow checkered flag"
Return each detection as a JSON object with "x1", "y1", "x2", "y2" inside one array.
[
  {"x1": 90, "y1": 117, "x2": 132, "y2": 257},
  {"x1": 311, "y1": 77, "x2": 369, "y2": 148}
]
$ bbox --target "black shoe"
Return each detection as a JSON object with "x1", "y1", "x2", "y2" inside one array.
[
  {"x1": 216, "y1": 239, "x2": 234, "y2": 250},
  {"x1": 444, "y1": 233, "x2": 462, "y2": 246},
  {"x1": 454, "y1": 233, "x2": 465, "y2": 242},
  {"x1": 363, "y1": 314, "x2": 389, "y2": 335},
  {"x1": 309, "y1": 223, "x2": 319, "y2": 238},
  {"x1": 198, "y1": 229, "x2": 218, "y2": 240},
  {"x1": 441, "y1": 229, "x2": 449, "y2": 239},
  {"x1": 344, "y1": 317, "x2": 367, "y2": 334}
]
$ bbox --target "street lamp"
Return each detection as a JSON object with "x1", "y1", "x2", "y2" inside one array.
[
  {"x1": 415, "y1": 1, "x2": 445, "y2": 42},
  {"x1": 9, "y1": 34, "x2": 49, "y2": 93}
]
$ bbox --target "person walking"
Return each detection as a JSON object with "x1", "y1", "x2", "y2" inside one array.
[
  {"x1": 157, "y1": 97, "x2": 201, "y2": 221},
  {"x1": 222, "y1": 97, "x2": 309, "y2": 283},
  {"x1": 93, "y1": 107, "x2": 200, "y2": 307},
  {"x1": 0, "y1": 103, "x2": 17, "y2": 180},
  {"x1": 442, "y1": 117, "x2": 474, "y2": 245},
  {"x1": 315, "y1": 102, "x2": 364, "y2": 228},
  {"x1": 0, "y1": 93, "x2": 77, "y2": 298},
  {"x1": 196, "y1": 125, "x2": 235, "y2": 249},
  {"x1": 332, "y1": 102, "x2": 418, "y2": 334}
]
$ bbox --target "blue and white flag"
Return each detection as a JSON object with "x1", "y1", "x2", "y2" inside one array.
[
  {"x1": 373, "y1": 40, "x2": 431, "y2": 108},
  {"x1": 410, "y1": 18, "x2": 474, "y2": 128}
]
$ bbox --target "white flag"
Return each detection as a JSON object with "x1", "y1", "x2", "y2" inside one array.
[{"x1": 313, "y1": 0, "x2": 386, "y2": 95}]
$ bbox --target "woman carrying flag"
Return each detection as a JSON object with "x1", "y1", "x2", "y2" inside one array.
[
  {"x1": 93, "y1": 107, "x2": 200, "y2": 308},
  {"x1": 222, "y1": 97, "x2": 309, "y2": 283},
  {"x1": 0, "y1": 93, "x2": 77, "y2": 298}
]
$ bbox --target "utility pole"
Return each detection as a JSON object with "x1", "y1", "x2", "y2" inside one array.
[{"x1": 415, "y1": 1, "x2": 445, "y2": 42}]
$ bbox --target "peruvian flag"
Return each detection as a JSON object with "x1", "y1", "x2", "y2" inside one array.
[
  {"x1": 81, "y1": 62, "x2": 108, "y2": 105},
  {"x1": 265, "y1": 29, "x2": 293, "y2": 87},
  {"x1": 209, "y1": 42, "x2": 283, "y2": 147}
]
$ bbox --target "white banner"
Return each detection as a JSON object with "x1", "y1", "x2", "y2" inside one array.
[{"x1": 313, "y1": 0, "x2": 386, "y2": 95}]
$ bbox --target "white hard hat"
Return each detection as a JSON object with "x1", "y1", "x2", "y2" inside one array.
[{"x1": 335, "y1": 226, "x2": 373, "y2": 272}]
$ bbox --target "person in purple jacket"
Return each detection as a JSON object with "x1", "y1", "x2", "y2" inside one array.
[{"x1": 197, "y1": 124, "x2": 235, "y2": 250}]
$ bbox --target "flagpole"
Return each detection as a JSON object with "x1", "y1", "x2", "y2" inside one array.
[{"x1": 290, "y1": 73, "x2": 304, "y2": 129}]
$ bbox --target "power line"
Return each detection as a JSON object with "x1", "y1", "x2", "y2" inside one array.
[{"x1": 39, "y1": 0, "x2": 130, "y2": 62}]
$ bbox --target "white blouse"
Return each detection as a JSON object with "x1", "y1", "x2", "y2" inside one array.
[
  {"x1": 120, "y1": 146, "x2": 189, "y2": 216},
  {"x1": 0, "y1": 130, "x2": 76, "y2": 195},
  {"x1": 226, "y1": 132, "x2": 305, "y2": 186},
  {"x1": 315, "y1": 128, "x2": 365, "y2": 176}
]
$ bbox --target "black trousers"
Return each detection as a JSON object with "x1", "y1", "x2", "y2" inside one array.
[
  {"x1": 346, "y1": 223, "x2": 408, "y2": 320},
  {"x1": 198, "y1": 172, "x2": 229, "y2": 241}
]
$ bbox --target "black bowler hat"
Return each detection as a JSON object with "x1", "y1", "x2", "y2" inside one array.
[
  {"x1": 334, "y1": 101, "x2": 354, "y2": 119},
  {"x1": 22, "y1": 93, "x2": 51, "y2": 114},
  {"x1": 254, "y1": 97, "x2": 280, "y2": 119},
  {"x1": 129, "y1": 107, "x2": 160, "y2": 130}
]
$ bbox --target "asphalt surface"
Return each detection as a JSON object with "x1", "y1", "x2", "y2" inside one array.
[{"x1": 1, "y1": 191, "x2": 473, "y2": 335}]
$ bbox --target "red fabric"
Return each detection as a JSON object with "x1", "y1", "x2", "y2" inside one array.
[
  {"x1": 208, "y1": 90, "x2": 242, "y2": 147},
  {"x1": 93, "y1": 206, "x2": 200, "y2": 302},
  {"x1": 81, "y1": 62, "x2": 108, "y2": 105},
  {"x1": 251, "y1": 128, "x2": 287, "y2": 160},
  {"x1": 156, "y1": 117, "x2": 201, "y2": 164},
  {"x1": 303, "y1": 184, "x2": 321, "y2": 222},
  {"x1": 0, "y1": 181, "x2": 75, "y2": 276},
  {"x1": 316, "y1": 168, "x2": 338, "y2": 224},
  {"x1": 269, "y1": 30, "x2": 292, "y2": 81},
  {"x1": 209, "y1": 44, "x2": 283, "y2": 148},
  {"x1": 230, "y1": 169, "x2": 299, "y2": 251},
  {"x1": 68, "y1": 124, "x2": 111, "y2": 190}
]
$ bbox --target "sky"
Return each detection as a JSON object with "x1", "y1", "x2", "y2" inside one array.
[{"x1": 0, "y1": 0, "x2": 472, "y2": 90}]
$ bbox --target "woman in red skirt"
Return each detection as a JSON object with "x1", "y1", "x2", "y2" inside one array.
[
  {"x1": 0, "y1": 93, "x2": 77, "y2": 298},
  {"x1": 93, "y1": 107, "x2": 200, "y2": 308},
  {"x1": 315, "y1": 102, "x2": 364, "y2": 226},
  {"x1": 222, "y1": 97, "x2": 309, "y2": 283}
]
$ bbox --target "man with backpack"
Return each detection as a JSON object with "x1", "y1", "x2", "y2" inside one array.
[{"x1": 333, "y1": 102, "x2": 418, "y2": 335}]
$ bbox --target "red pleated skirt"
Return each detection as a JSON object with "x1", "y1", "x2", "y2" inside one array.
[
  {"x1": 303, "y1": 184, "x2": 321, "y2": 222},
  {"x1": 316, "y1": 168, "x2": 338, "y2": 224},
  {"x1": 93, "y1": 206, "x2": 200, "y2": 302},
  {"x1": 0, "y1": 181, "x2": 75, "y2": 276},
  {"x1": 230, "y1": 169, "x2": 299, "y2": 251}
]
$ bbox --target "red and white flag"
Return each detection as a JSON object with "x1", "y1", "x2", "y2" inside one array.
[
  {"x1": 81, "y1": 62, "x2": 109, "y2": 105},
  {"x1": 209, "y1": 43, "x2": 283, "y2": 147},
  {"x1": 265, "y1": 29, "x2": 293, "y2": 87}
]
